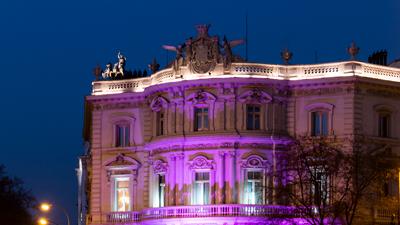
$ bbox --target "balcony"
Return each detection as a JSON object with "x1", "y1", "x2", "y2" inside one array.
[
  {"x1": 91, "y1": 61, "x2": 400, "y2": 96},
  {"x1": 106, "y1": 204, "x2": 298, "y2": 223}
]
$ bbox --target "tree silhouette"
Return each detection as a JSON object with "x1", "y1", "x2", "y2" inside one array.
[{"x1": 0, "y1": 165, "x2": 36, "y2": 225}]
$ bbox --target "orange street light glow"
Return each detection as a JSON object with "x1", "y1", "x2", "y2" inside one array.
[
  {"x1": 40, "y1": 203, "x2": 52, "y2": 212},
  {"x1": 38, "y1": 217, "x2": 48, "y2": 225}
]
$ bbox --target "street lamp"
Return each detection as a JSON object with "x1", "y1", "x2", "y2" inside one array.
[
  {"x1": 38, "y1": 217, "x2": 49, "y2": 225},
  {"x1": 39, "y1": 202, "x2": 70, "y2": 225}
]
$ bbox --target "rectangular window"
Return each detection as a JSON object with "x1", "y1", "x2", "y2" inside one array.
[
  {"x1": 114, "y1": 177, "x2": 130, "y2": 212},
  {"x1": 193, "y1": 172, "x2": 210, "y2": 205},
  {"x1": 246, "y1": 105, "x2": 261, "y2": 130},
  {"x1": 115, "y1": 124, "x2": 130, "y2": 147},
  {"x1": 378, "y1": 114, "x2": 390, "y2": 137},
  {"x1": 194, "y1": 107, "x2": 209, "y2": 131},
  {"x1": 158, "y1": 174, "x2": 165, "y2": 207},
  {"x1": 311, "y1": 111, "x2": 328, "y2": 136},
  {"x1": 245, "y1": 171, "x2": 263, "y2": 204},
  {"x1": 156, "y1": 112, "x2": 165, "y2": 136},
  {"x1": 311, "y1": 169, "x2": 329, "y2": 206}
]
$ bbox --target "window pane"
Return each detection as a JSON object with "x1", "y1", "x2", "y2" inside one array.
[
  {"x1": 203, "y1": 114, "x2": 209, "y2": 129},
  {"x1": 203, "y1": 183, "x2": 210, "y2": 204},
  {"x1": 124, "y1": 126, "x2": 130, "y2": 146},
  {"x1": 115, "y1": 179, "x2": 130, "y2": 212},
  {"x1": 254, "y1": 115, "x2": 260, "y2": 130},
  {"x1": 321, "y1": 112, "x2": 328, "y2": 136},
  {"x1": 311, "y1": 112, "x2": 320, "y2": 136}
]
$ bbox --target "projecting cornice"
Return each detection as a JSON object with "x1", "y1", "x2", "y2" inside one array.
[{"x1": 91, "y1": 61, "x2": 400, "y2": 96}]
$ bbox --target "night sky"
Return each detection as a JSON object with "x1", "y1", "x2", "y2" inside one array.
[{"x1": 0, "y1": 0, "x2": 398, "y2": 224}]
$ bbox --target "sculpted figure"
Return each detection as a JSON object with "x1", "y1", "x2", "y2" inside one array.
[
  {"x1": 185, "y1": 38, "x2": 193, "y2": 65},
  {"x1": 223, "y1": 36, "x2": 244, "y2": 68},
  {"x1": 102, "y1": 63, "x2": 112, "y2": 79},
  {"x1": 212, "y1": 36, "x2": 220, "y2": 63},
  {"x1": 163, "y1": 44, "x2": 184, "y2": 70},
  {"x1": 113, "y1": 52, "x2": 127, "y2": 77}
]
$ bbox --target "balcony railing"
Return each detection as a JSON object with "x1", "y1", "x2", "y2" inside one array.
[
  {"x1": 106, "y1": 204, "x2": 297, "y2": 223},
  {"x1": 91, "y1": 61, "x2": 400, "y2": 96},
  {"x1": 107, "y1": 211, "x2": 141, "y2": 223}
]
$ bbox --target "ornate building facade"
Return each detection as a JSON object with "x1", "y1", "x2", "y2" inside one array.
[{"x1": 78, "y1": 26, "x2": 400, "y2": 225}]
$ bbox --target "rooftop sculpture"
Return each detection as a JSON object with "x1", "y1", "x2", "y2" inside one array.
[{"x1": 163, "y1": 24, "x2": 244, "y2": 73}]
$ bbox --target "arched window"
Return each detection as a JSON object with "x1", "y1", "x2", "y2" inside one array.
[
  {"x1": 238, "y1": 89, "x2": 272, "y2": 131},
  {"x1": 151, "y1": 160, "x2": 168, "y2": 207},
  {"x1": 186, "y1": 90, "x2": 216, "y2": 132},
  {"x1": 110, "y1": 115, "x2": 135, "y2": 148},
  {"x1": 305, "y1": 103, "x2": 334, "y2": 136},
  {"x1": 105, "y1": 154, "x2": 141, "y2": 212},
  {"x1": 150, "y1": 96, "x2": 169, "y2": 137},
  {"x1": 241, "y1": 155, "x2": 269, "y2": 204},
  {"x1": 188, "y1": 155, "x2": 215, "y2": 205},
  {"x1": 374, "y1": 105, "x2": 395, "y2": 138}
]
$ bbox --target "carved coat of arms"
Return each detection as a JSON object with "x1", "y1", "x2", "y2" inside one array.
[{"x1": 162, "y1": 24, "x2": 244, "y2": 74}]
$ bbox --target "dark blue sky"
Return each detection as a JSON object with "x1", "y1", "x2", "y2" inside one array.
[{"x1": 0, "y1": 0, "x2": 398, "y2": 224}]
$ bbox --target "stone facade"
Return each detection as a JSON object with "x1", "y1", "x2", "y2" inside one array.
[{"x1": 79, "y1": 54, "x2": 400, "y2": 224}]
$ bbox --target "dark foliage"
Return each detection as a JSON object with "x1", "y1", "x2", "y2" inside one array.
[{"x1": 0, "y1": 165, "x2": 36, "y2": 225}]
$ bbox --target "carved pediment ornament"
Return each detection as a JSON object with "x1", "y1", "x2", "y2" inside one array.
[
  {"x1": 238, "y1": 89, "x2": 272, "y2": 104},
  {"x1": 152, "y1": 160, "x2": 168, "y2": 174},
  {"x1": 186, "y1": 90, "x2": 216, "y2": 105},
  {"x1": 241, "y1": 155, "x2": 269, "y2": 169},
  {"x1": 105, "y1": 154, "x2": 141, "y2": 182},
  {"x1": 188, "y1": 156, "x2": 214, "y2": 170},
  {"x1": 150, "y1": 96, "x2": 169, "y2": 112}
]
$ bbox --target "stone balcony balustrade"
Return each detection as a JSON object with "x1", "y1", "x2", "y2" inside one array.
[
  {"x1": 91, "y1": 61, "x2": 400, "y2": 96},
  {"x1": 106, "y1": 204, "x2": 299, "y2": 223}
]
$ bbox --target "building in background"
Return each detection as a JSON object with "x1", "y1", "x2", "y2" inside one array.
[{"x1": 78, "y1": 26, "x2": 400, "y2": 225}]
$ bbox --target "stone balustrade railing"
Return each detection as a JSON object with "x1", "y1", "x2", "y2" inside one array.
[
  {"x1": 92, "y1": 61, "x2": 400, "y2": 95},
  {"x1": 107, "y1": 211, "x2": 141, "y2": 223},
  {"x1": 106, "y1": 204, "x2": 297, "y2": 223}
]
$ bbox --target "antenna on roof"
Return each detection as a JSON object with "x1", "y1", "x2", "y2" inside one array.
[{"x1": 245, "y1": 11, "x2": 248, "y2": 61}]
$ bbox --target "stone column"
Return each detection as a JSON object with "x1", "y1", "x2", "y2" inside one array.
[
  {"x1": 175, "y1": 153, "x2": 185, "y2": 205},
  {"x1": 225, "y1": 151, "x2": 236, "y2": 203},
  {"x1": 168, "y1": 155, "x2": 176, "y2": 206},
  {"x1": 217, "y1": 151, "x2": 226, "y2": 204}
]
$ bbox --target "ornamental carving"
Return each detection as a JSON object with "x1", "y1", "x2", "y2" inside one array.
[
  {"x1": 105, "y1": 154, "x2": 141, "y2": 182},
  {"x1": 238, "y1": 89, "x2": 272, "y2": 104},
  {"x1": 186, "y1": 90, "x2": 216, "y2": 105},
  {"x1": 150, "y1": 96, "x2": 169, "y2": 112},
  {"x1": 188, "y1": 156, "x2": 214, "y2": 170},
  {"x1": 152, "y1": 159, "x2": 168, "y2": 174},
  {"x1": 105, "y1": 154, "x2": 141, "y2": 170},
  {"x1": 162, "y1": 24, "x2": 244, "y2": 73},
  {"x1": 241, "y1": 155, "x2": 269, "y2": 169}
]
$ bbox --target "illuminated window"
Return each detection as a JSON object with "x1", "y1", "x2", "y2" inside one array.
[
  {"x1": 193, "y1": 172, "x2": 210, "y2": 205},
  {"x1": 378, "y1": 113, "x2": 391, "y2": 138},
  {"x1": 156, "y1": 111, "x2": 165, "y2": 136},
  {"x1": 114, "y1": 177, "x2": 131, "y2": 212},
  {"x1": 115, "y1": 124, "x2": 130, "y2": 147},
  {"x1": 158, "y1": 174, "x2": 165, "y2": 207},
  {"x1": 194, "y1": 107, "x2": 209, "y2": 131},
  {"x1": 246, "y1": 105, "x2": 261, "y2": 130},
  {"x1": 311, "y1": 111, "x2": 328, "y2": 136},
  {"x1": 245, "y1": 171, "x2": 263, "y2": 204}
]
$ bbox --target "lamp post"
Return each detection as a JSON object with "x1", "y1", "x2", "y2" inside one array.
[
  {"x1": 37, "y1": 217, "x2": 60, "y2": 225},
  {"x1": 39, "y1": 202, "x2": 70, "y2": 225}
]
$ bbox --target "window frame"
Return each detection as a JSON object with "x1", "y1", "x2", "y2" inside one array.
[
  {"x1": 112, "y1": 176, "x2": 132, "y2": 212},
  {"x1": 194, "y1": 107, "x2": 209, "y2": 132},
  {"x1": 305, "y1": 103, "x2": 334, "y2": 137},
  {"x1": 246, "y1": 104, "x2": 261, "y2": 130},
  {"x1": 156, "y1": 110, "x2": 165, "y2": 136},
  {"x1": 192, "y1": 170, "x2": 211, "y2": 205},
  {"x1": 244, "y1": 169, "x2": 265, "y2": 204},
  {"x1": 114, "y1": 123, "x2": 130, "y2": 147}
]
